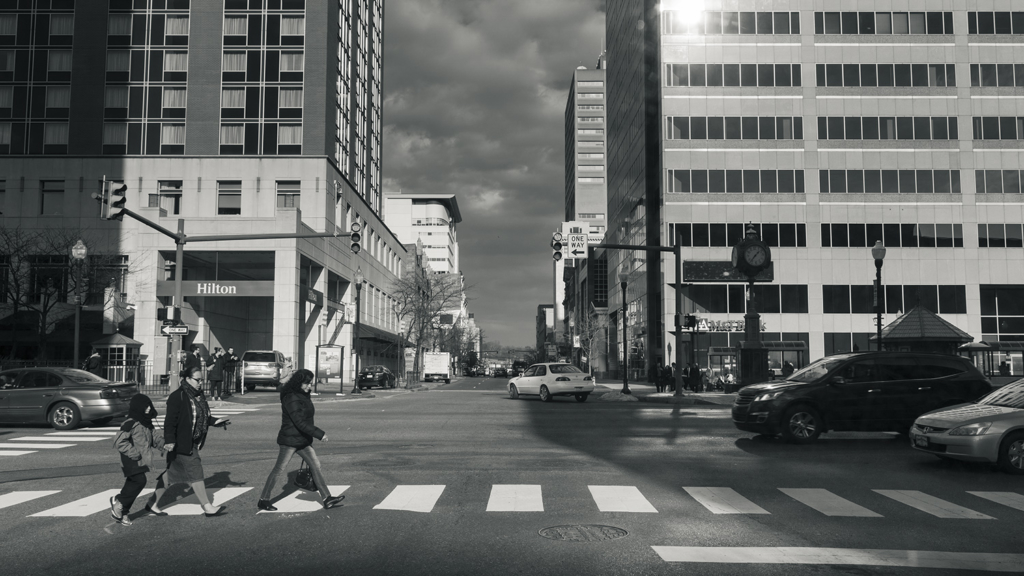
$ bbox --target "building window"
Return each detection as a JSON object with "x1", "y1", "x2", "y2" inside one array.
[
  {"x1": 821, "y1": 223, "x2": 963, "y2": 248},
  {"x1": 41, "y1": 181, "x2": 64, "y2": 215},
  {"x1": 668, "y1": 169, "x2": 805, "y2": 193},
  {"x1": 276, "y1": 181, "x2": 300, "y2": 208},
  {"x1": 0, "y1": 50, "x2": 13, "y2": 72},
  {"x1": 814, "y1": 12, "x2": 953, "y2": 35},
  {"x1": 43, "y1": 123, "x2": 68, "y2": 145},
  {"x1": 162, "y1": 87, "x2": 187, "y2": 110},
  {"x1": 667, "y1": 63, "x2": 801, "y2": 87},
  {"x1": 820, "y1": 169, "x2": 961, "y2": 193},
  {"x1": 221, "y1": 88, "x2": 244, "y2": 108},
  {"x1": 0, "y1": 15, "x2": 16, "y2": 36},
  {"x1": 50, "y1": 14, "x2": 74, "y2": 36},
  {"x1": 968, "y1": 13, "x2": 1024, "y2": 34},
  {"x1": 577, "y1": 177, "x2": 605, "y2": 183},
  {"x1": 102, "y1": 123, "x2": 127, "y2": 145},
  {"x1": 48, "y1": 51, "x2": 72, "y2": 72},
  {"x1": 281, "y1": 52, "x2": 304, "y2": 71},
  {"x1": 577, "y1": 93, "x2": 602, "y2": 99},
  {"x1": 217, "y1": 181, "x2": 242, "y2": 215},
  {"x1": 0, "y1": 123, "x2": 10, "y2": 145},
  {"x1": 106, "y1": 50, "x2": 130, "y2": 72},
  {"x1": 46, "y1": 86, "x2": 71, "y2": 109},
  {"x1": 108, "y1": 14, "x2": 131, "y2": 35},
  {"x1": 279, "y1": 124, "x2": 302, "y2": 146},
  {"x1": 279, "y1": 88, "x2": 302, "y2": 108},
  {"x1": 164, "y1": 51, "x2": 188, "y2": 72},
  {"x1": 220, "y1": 124, "x2": 243, "y2": 144},
  {"x1": 224, "y1": 16, "x2": 246, "y2": 35},
  {"x1": 281, "y1": 16, "x2": 304, "y2": 35},
  {"x1": 165, "y1": 16, "x2": 189, "y2": 36},
  {"x1": 161, "y1": 124, "x2": 184, "y2": 153},
  {"x1": 151, "y1": 180, "x2": 182, "y2": 215},
  {"x1": 577, "y1": 81, "x2": 604, "y2": 87},
  {"x1": 816, "y1": 63, "x2": 955, "y2": 87},
  {"x1": 104, "y1": 86, "x2": 128, "y2": 108},
  {"x1": 222, "y1": 52, "x2": 246, "y2": 72}
]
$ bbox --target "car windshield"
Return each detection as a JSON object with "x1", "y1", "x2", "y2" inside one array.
[
  {"x1": 549, "y1": 364, "x2": 583, "y2": 374},
  {"x1": 53, "y1": 368, "x2": 109, "y2": 383},
  {"x1": 785, "y1": 357, "x2": 847, "y2": 383},
  {"x1": 244, "y1": 353, "x2": 277, "y2": 362},
  {"x1": 976, "y1": 382, "x2": 1024, "y2": 409}
]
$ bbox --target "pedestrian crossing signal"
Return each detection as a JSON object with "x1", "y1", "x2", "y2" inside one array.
[
  {"x1": 106, "y1": 184, "x2": 128, "y2": 221},
  {"x1": 551, "y1": 232, "x2": 563, "y2": 261},
  {"x1": 350, "y1": 222, "x2": 362, "y2": 253},
  {"x1": 684, "y1": 314, "x2": 697, "y2": 328}
]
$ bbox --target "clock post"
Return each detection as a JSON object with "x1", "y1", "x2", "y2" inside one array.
[{"x1": 732, "y1": 223, "x2": 773, "y2": 389}]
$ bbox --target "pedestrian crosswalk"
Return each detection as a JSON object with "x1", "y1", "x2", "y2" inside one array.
[{"x1": 1, "y1": 484, "x2": 1021, "y2": 521}]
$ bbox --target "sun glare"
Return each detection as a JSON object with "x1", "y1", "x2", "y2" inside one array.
[{"x1": 659, "y1": 0, "x2": 704, "y2": 25}]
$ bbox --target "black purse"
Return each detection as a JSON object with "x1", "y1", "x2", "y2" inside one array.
[{"x1": 294, "y1": 460, "x2": 318, "y2": 492}]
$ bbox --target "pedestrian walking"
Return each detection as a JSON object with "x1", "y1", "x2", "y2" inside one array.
[
  {"x1": 109, "y1": 394, "x2": 165, "y2": 526},
  {"x1": 83, "y1": 349, "x2": 104, "y2": 378},
  {"x1": 688, "y1": 363, "x2": 701, "y2": 392},
  {"x1": 782, "y1": 361, "x2": 795, "y2": 377},
  {"x1": 652, "y1": 361, "x2": 664, "y2": 392},
  {"x1": 257, "y1": 369, "x2": 345, "y2": 512},
  {"x1": 660, "y1": 362, "x2": 673, "y2": 393},
  {"x1": 700, "y1": 369, "x2": 711, "y2": 393},
  {"x1": 208, "y1": 348, "x2": 229, "y2": 401},
  {"x1": 153, "y1": 367, "x2": 231, "y2": 517}
]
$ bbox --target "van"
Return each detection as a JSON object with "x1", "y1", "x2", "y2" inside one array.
[{"x1": 241, "y1": 350, "x2": 286, "y2": 391}]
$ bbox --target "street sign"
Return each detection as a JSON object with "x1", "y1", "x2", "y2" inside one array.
[
  {"x1": 161, "y1": 325, "x2": 189, "y2": 335},
  {"x1": 566, "y1": 233, "x2": 588, "y2": 260}
]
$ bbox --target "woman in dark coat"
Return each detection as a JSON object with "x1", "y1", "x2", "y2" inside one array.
[
  {"x1": 109, "y1": 394, "x2": 165, "y2": 526},
  {"x1": 154, "y1": 366, "x2": 230, "y2": 517},
  {"x1": 258, "y1": 369, "x2": 344, "y2": 511}
]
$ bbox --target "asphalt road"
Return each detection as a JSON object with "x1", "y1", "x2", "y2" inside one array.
[{"x1": 0, "y1": 376, "x2": 1022, "y2": 576}]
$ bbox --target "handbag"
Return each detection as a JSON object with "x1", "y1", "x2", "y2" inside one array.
[{"x1": 294, "y1": 460, "x2": 318, "y2": 492}]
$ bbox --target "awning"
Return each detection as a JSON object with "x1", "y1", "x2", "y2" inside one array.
[{"x1": 356, "y1": 324, "x2": 409, "y2": 346}]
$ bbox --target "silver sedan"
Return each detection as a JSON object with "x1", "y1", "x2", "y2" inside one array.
[
  {"x1": 910, "y1": 379, "x2": 1024, "y2": 474},
  {"x1": 0, "y1": 368, "x2": 137, "y2": 430}
]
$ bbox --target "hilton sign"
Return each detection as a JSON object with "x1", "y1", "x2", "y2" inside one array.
[
  {"x1": 156, "y1": 280, "x2": 275, "y2": 298},
  {"x1": 198, "y1": 283, "x2": 237, "y2": 295}
]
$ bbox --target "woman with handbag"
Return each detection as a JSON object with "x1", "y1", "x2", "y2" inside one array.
[
  {"x1": 153, "y1": 367, "x2": 231, "y2": 517},
  {"x1": 258, "y1": 368, "x2": 344, "y2": 511}
]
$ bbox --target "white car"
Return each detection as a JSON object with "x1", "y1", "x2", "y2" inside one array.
[{"x1": 507, "y1": 363, "x2": 595, "y2": 402}]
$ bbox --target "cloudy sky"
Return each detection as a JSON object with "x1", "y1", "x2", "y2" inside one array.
[{"x1": 382, "y1": 0, "x2": 606, "y2": 349}]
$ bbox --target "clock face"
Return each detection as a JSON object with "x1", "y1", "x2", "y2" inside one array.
[{"x1": 744, "y1": 244, "x2": 768, "y2": 267}]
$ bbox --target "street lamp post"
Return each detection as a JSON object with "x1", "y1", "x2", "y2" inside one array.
[
  {"x1": 618, "y1": 272, "x2": 630, "y2": 394},
  {"x1": 351, "y1": 267, "x2": 365, "y2": 394},
  {"x1": 70, "y1": 240, "x2": 88, "y2": 368},
  {"x1": 872, "y1": 241, "x2": 887, "y2": 351}
]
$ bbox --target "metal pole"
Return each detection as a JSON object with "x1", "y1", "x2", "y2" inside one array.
[
  {"x1": 351, "y1": 282, "x2": 362, "y2": 394},
  {"x1": 875, "y1": 259, "x2": 884, "y2": 351},
  {"x1": 173, "y1": 219, "x2": 185, "y2": 382},
  {"x1": 620, "y1": 279, "x2": 630, "y2": 394},
  {"x1": 674, "y1": 239, "x2": 684, "y2": 397},
  {"x1": 73, "y1": 261, "x2": 82, "y2": 368}
]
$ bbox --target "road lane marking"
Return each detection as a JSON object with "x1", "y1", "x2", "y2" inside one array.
[
  {"x1": 163, "y1": 488, "x2": 254, "y2": 515},
  {"x1": 30, "y1": 489, "x2": 153, "y2": 517},
  {"x1": 684, "y1": 487, "x2": 770, "y2": 514},
  {"x1": 0, "y1": 450, "x2": 37, "y2": 456},
  {"x1": 0, "y1": 491, "x2": 60, "y2": 509},
  {"x1": 258, "y1": 486, "x2": 350, "y2": 513},
  {"x1": 486, "y1": 485, "x2": 544, "y2": 512},
  {"x1": 874, "y1": 490, "x2": 994, "y2": 519},
  {"x1": 779, "y1": 488, "x2": 882, "y2": 517},
  {"x1": 0, "y1": 443, "x2": 74, "y2": 449},
  {"x1": 12, "y1": 436, "x2": 108, "y2": 442},
  {"x1": 968, "y1": 491, "x2": 1024, "y2": 512},
  {"x1": 650, "y1": 547, "x2": 1024, "y2": 571},
  {"x1": 588, "y1": 486, "x2": 658, "y2": 513},
  {"x1": 374, "y1": 485, "x2": 446, "y2": 513},
  {"x1": 209, "y1": 412, "x2": 246, "y2": 416},
  {"x1": 45, "y1": 431, "x2": 116, "y2": 436}
]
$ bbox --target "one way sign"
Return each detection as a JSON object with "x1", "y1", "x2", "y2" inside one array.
[{"x1": 565, "y1": 234, "x2": 588, "y2": 261}]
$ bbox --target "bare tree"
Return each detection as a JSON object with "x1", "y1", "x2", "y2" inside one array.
[
  {"x1": 390, "y1": 272, "x2": 465, "y2": 382},
  {"x1": 573, "y1": 309, "x2": 608, "y2": 375}
]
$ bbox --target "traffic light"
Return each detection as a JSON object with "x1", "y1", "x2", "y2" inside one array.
[
  {"x1": 106, "y1": 184, "x2": 128, "y2": 221},
  {"x1": 551, "y1": 232, "x2": 563, "y2": 261},
  {"x1": 350, "y1": 222, "x2": 362, "y2": 253},
  {"x1": 684, "y1": 314, "x2": 698, "y2": 328}
]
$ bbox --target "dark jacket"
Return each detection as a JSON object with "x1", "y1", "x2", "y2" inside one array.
[
  {"x1": 164, "y1": 384, "x2": 218, "y2": 455},
  {"x1": 84, "y1": 354, "x2": 104, "y2": 377},
  {"x1": 208, "y1": 354, "x2": 229, "y2": 381},
  {"x1": 183, "y1": 352, "x2": 202, "y2": 374},
  {"x1": 277, "y1": 390, "x2": 325, "y2": 449},
  {"x1": 116, "y1": 419, "x2": 165, "y2": 475}
]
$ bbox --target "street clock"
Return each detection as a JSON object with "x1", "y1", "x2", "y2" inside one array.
[{"x1": 731, "y1": 223, "x2": 772, "y2": 279}]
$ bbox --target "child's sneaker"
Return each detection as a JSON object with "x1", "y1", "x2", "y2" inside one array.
[
  {"x1": 109, "y1": 496, "x2": 123, "y2": 521},
  {"x1": 114, "y1": 514, "x2": 133, "y2": 526}
]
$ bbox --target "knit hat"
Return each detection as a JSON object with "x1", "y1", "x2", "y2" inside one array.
[{"x1": 127, "y1": 394, "x2": 157, "y2": 429}]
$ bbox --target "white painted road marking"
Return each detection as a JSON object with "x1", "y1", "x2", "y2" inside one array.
[
  {"x1": 374, "y1": 485, "x2": 446, "y2": 513},
  {"x1": 588, "y1": 485, "x2": 658, "y2": 513},
  {"x1": 258, "y1": 486, "x2": 350, "y2": 513},
  {"x1": 779, "y1": 488, "x2": 882, "y2": 517},
  {"x1": 45, "y1": 431, "x2": 116, "y2": 436},
  {"x1": 486, "y1": 485, "x2": 544, "y2": 512},
  {"x1": 969, "y1": 491, "x2": 1024, "y2": 513},
  {"x1": 0, "y1": 443, "x2": 74, "y2": 449},
  {"x1": 0, "y1": 450, "x2": 37, "y2": 456},
  {"x1": 30, "y1": 489, "x2": 153, "y2": 517},
  {"x1": 12, "y1": 436, "x2": 108, "y2": 442},
  {"x1": 651, "y1": 547, "x2": 1024, "y2": 572},
  {"x1": 874, "y1": 490, "x2": 994, "y2": 519},
  {"x1": 685, "y1": 487, "x2": 770, "y2": 514},
  {"x1": 164, "y1": 487, "x2": 254, "y2": 515},
  {"x1": 0, "y1": 491, "x2": 60, "y2": 509}
]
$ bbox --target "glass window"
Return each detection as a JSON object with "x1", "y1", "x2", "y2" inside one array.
[
  {"x1": 220, "y1": 124, "x2": 243, "y2": 144},
  {"x1": 106, "y1": 50, "x2": 130, "y2": 72},
  {"x1": 740, "y1": 12, "x2": 756, "y2": 34},
  {"x1": 108, "y1": 14, "x2": 131, "y2": 35},
  {"x1": 156, "y1": 181, "x2": 182, "y2": 215},
  {"x1": 50, "y1": 14, "x2": 74, "y2": 35},
  {"x1": 281, "y1": 16, "x2": 304, "y2": 35},
  {"x1": 221, "y1": 88, "x2": 244, "y2": 108},
  {"x1": 217, "y1": 181, "x2": 242, "y2": 215},
  {"x1": 41, "y1": 181, "x2": 64, "y2": 215},
  {"x1": 102, "y1": 123, "x2": 127, "y2": 145},
  {"x1": 0, "y1": 50, "x2": 13, "y2": 72},
  {"x1": 47, "y1": 50, "x2": 72, "y2": 72},
  {"x1": 281, "y1": 52, "x2": 304, "y2": 72},
  {"x1": 162, "y1": 88, "x2": 186, "y2": 108},
  {"x1": 224, "y1": 16, "x2": 247, "y2": 35},
  {"x1": 43, "y1": 123, "x2": 68, "y2": 145},
  {"x1": 161, "y1": 124, "x2": 184, "y2": 145},
  {"x1": 276, "y1": 180, "x2": 301, "y2": 208},
  {"x1": 892, "y1": 12, "x2": 909, "y2": 34},
  {"x1": 725, "y1": 117, "x2": 741, "y2": 139},
  {"x1": 46, "y1": 86, "x2": 70, "y2": 108},
  {"x1": 166, "y1": 15, "x2": 189, "y2": 35},
  {"x1": 279, "y1": 124, "x2": 302, "y2": 145},
  {"x1": 104, "y1": 86, "x2": 128, "y2": 108},
  {"x1": 222, "y1": 52, "x2": 246, "y2": 72},
  {"x1": 279, "y1": 88, "x2": 302, "y2": 108},
  {"x1": 164, "y1": 52, "x2": 188, "y2": 72},
  {"x1": 876, "y1": 12, "x2": 892, "y2": 34},
  {"x1": 909, "y1": 12, "x2": 926, "y2": 34},
  {"x1": 723, "y1": 64, "x2": 739, "y2": 86}
]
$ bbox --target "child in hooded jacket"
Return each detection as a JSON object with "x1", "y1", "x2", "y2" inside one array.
[{"x1": 110, "y1": 394, "x2": 166, "y2": 526}]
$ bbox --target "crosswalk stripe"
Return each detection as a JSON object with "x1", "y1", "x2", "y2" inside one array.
[
  {"x1": 0, "y1": 491, "x2": 60, "y2": 509},
  {"x1": 210, "y1": 412, "x2": 245, "y2": 416},
  {"x1": 650, "y1": 546, "x2": 1024, "y2": 571},
  {"x1": 12, "y1": 436, "x2": 108, "y2": 442},
  {"x1": 685, "y1": 487, "x2": 770, "y2": 515},
  {"x1": 258, "y1": 486, "x2": 350, "y2": 514},
  {"x1": 589, "y1": 485, "x2": 658, "y2": 513},
  {"x1": 779, "y1": 488, "x2": 882, "y2": 517},
  {"x1": 0, "y1": 443, "x2": 74, "y2": 449},
  {"x1": 29, "y1": 489, "x2": 153, "y2": 517},
  {"x1": 874, "y1": 490, "x2": 994, "y2": 519},
  {"x1": 486, "y1": 485, "x2": 544, "y2": 512},
  {"x1": 374, "y1": 485, "x2": 446, "y2": 513},
  {"x1": 968, "y1": 491, "x2": 1024, "y2": 512},
  {"x1": 45, "y1": 431, "x2": 116, "y2": 436},
  {"x1": 0, "y1": 450, "x2": 37, "y2": 456},
  {"x1": 163, "y1": 488, "x2": 254, "y2": 515}
]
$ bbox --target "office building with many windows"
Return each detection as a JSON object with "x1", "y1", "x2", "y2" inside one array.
[
  {"x1": 607, "y1": 1, "x2": 1024, "y2": 377},
  {"x1": 0, "y1": 0, "x2": 400, "y2": 383}
]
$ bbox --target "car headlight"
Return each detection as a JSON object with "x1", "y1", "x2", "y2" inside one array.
[
  {"x1": 753, "y1": 390, "x2": 784, "y2": 402},
  {"x1": 948, "y1": 422, "x2": 993, "y2": 436}
]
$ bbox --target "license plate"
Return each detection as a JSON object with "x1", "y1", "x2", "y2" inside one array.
[
  {"x1": 575, "y1": 386, "x2": 583, "y2": 390},
  {"x1": 914, "y1": 435, "x2": 929, "y2": 448}
]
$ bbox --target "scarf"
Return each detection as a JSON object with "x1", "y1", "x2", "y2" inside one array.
[{"x1": 182, "y1": 381, "x2": 211, "y2": 443}]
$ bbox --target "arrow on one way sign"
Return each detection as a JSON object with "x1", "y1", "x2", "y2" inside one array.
[
  {"x1": 161, "y1": 325, "x2": 189, "y2": 335},
  {"x1": 566, "y1": 234, "x2": 588, "y2": 260}
]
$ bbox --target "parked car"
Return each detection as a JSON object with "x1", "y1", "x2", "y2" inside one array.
[
  {"x1": 358, "y1": 365, "x2": 396, "y2": 390},
  {"x1": 241, "y1": 350, "x2": 287, "y2": 391},
  {"x1": 493, "y1": 368, "x2": 507, "y2": 378},
  {"x1": 507, "y1": 363, "x2": 596, "y2": 402},
  {"x1": 731, "y1": 352, "x2": 992, "y2": 443},
  {"x1": 0, "y1": 368, "x2": 137, "y2": 430},
  {"x1": 910, "y1": 378, "x2": 1024, "y2": 474}
]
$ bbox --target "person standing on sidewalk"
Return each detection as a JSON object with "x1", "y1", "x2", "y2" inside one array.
[
  {"x1": 225, "y1": 347, "x2": 241, "y2": 394},
  {"x1": 257, "y1": 369, "x2": 344, "y2": 511},
  {"x1": 110, "y1": 394, "x2": 165, "y2": 526},
  {"x1": 208, "y1": 348, "x2": 229, "y2": 401}
]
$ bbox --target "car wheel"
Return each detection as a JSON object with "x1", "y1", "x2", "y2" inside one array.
[
  {"x1": 780, "y1": 405, "x2": 822, "y2": 444},
  {"x1": 245, "y1": 383, "x2": 256, "y2": 391},
  {"x1": 50, "y1": 402, "x2": 81, "y2": 430},
  {"x1": 574, "y1": 393, "x2": 589, "y2": 403},
  {"x1": 539, "y1": 385, "x2": 552, "y2": 402},
  {"x1": 91, "y1": 417, "x2": 114, "y2": 426},
  {"x1": 998, "y1": 432, "x2": 1024, "y2": 475},
  {"x1": 509, "y1": 384, "x2": 520, "y2": 399}
]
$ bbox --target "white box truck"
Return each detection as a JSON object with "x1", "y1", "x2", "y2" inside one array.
[{"x1": 423, "y1": 352, "x2": 451, "y2": 384}]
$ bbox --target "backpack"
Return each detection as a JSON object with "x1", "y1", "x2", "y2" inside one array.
[{"x1": 113, "y1": 419, "x2": 137, "y2": 456}]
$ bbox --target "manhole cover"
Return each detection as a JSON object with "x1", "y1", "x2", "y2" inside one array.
[{"x1": 539, "y1": 524, "x2": 628, "y2": 542}]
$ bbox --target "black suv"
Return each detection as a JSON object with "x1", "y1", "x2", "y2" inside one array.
[
  {"x1": 732, "y1": 352, "x2": 992, "y2": 443},
  {"x1": 357, "y1": 365, "x2": 396, "y2": 390}
]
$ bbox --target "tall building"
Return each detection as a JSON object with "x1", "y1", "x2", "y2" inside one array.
[
  {"x1": 383, "y1": 193, "x2": 462, "y2": 274},
  {"x1": 0, "y1": 0, "x2": 402, "y2": 383},
  {"x1": 608, "y1": 2, "x2": 1024, "y2": 374}
]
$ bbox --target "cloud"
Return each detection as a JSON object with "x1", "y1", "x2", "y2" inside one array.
[{"x1": 383, "y1": 0, "x2": 605, "y2": 346}]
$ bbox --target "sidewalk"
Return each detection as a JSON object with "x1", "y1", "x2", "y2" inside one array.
[{"x1": 592, "y1": 378, "x2": 736, "y2": 406}]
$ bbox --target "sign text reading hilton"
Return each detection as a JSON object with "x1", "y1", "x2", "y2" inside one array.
[{"x1": 196, "y1": 282, "x2": 239, "y2": 295}]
